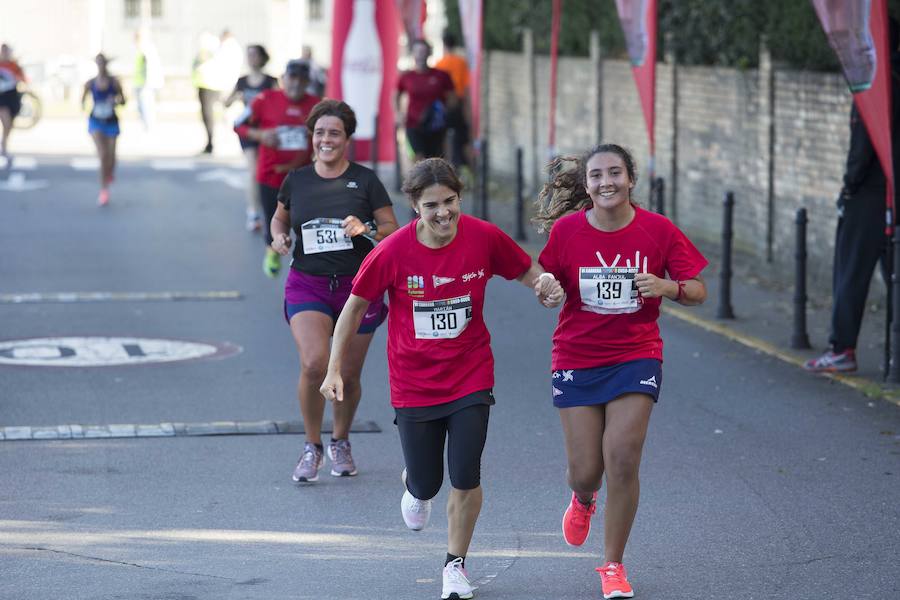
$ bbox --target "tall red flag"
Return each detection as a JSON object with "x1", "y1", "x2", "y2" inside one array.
[
  {"x1": 615, "y1": 0, "x2": 657, "y2": 161},
  {"x1": 812, "y1": 0, "x2": 894, "y2": 228},
  {"x1": 328, "y1": 0, "x2": 400, "y2": 162}
]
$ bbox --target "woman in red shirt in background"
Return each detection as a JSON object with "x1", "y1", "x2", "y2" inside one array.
[
  {"x1": 321, "y1": 158, "x2": 562, "y2": 600},
  {"x1": 0, "y1": 43, "x2": 26, "y2": 165},
  {"x1": 535, "y1": 143, "x2": 707, "y2": 599}
]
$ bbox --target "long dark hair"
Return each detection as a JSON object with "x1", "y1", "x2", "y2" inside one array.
[{"x1": 532, "y1": 143, "x2": 637, "y2": 233}]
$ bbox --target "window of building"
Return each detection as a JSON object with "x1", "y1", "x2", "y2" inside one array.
[
  {"x1": 309, "y1": 0, "x2": 323, "y2": 21},
  {"x1": 125, "y1": 0, "x2": 164, "y2": 20}
]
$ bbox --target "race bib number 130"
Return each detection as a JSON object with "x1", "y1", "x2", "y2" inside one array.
[
  {"x1": 413, "y1": 295, "x2": 473, "y2": 339},
  {"x1": 579, "y1": 267, "x2": 640, "y2": 314}
]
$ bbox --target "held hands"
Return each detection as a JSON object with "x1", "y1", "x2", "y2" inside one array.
[
  {"x1": 319, "y1": 371, "x2": 344, "y2": 403},
  {"x1": 634, "y1": 272, "x2": 676, "y2": 300},
  {"x1": 272, "y1": 233, "x2": 292, "y2": 256},
  {"x1": 342, "y1": 215, "x2": 368, "y2": 238},
  {"x1": 534, "y1": 272, "x2": 565, "y2": 308}
]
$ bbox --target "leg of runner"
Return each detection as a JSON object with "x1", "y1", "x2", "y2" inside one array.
[
  {"x1": 289, "y1": 310, "x2": 332, "y2": 482},
  {"x1": 243, "y1": 146, "x2": 261, "y2": 231},
  {"x1": 107, "y1": 135, "x2": 117, "y2": 186},
  {"x1": 260, "y1": 183, "x2": 281, "y2": 277},
  {"x1": 559, "y1": 405, "x2": 605, "y2": 547},
  {"x1": 328, "y1": 329, "x2": 374, "y2": 476},
  {"x1": 90, "y1": 130, "x2": 110, "y2": 206},
  {"x1": 600, "y1": 393, "x2": 653, "y2": 562},
  {"x1": 0, "y1": 106, "x2": 11, "y2": 160}
]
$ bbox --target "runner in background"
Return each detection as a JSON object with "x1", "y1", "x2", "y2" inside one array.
[
  {"x1": 0, "y1": 43, "x2": 26, "y2": 167},
  {"x1": 81, "y1": 53, "x2": 125, "y2": 207},
  {"x1": 192, "y1": 32, "x2": 224, "y2": 155},
  {"x1": 270, "y1": 99, "x2": 398, "y2": 484},
  {"x1": 434, "y1": 31, "x2": 472, "y2": 174},
  {"x1": 320, "y1": 158, "x2": 563, "y2": 600},
  {"x1": 534, "y1": 144, "x2": 707, "y2": 600},
  {"x1": 224, "y1": 44, "x2": 278, "y2": 232},
  {"x1": 235, "y1": 59, "x2": 319, "y2": 278},
  {"x1": 395, "y1": 39, "x2": 456, "y2": 161}
]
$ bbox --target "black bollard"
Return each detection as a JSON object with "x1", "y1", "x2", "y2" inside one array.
[
  {"x1": 515, "y1": 146, "x2": 525, "y2": 241},
  {"x1": 717, "y1": 191, "x2": 736, "y2": 319},
  {"x1": 654, "y1": 177, "x2": 665, "y2": 216},
  {"x1": 394, "y1": 124, "x2": 402, "y2": 193},
  {"x1": 371, "y1": 114, "x2": 379, "y2": 171},
  {"x1": 890, "y1": 226, "x2": 900, "y2": 381},
  {"x1": 479, "y1": 138, "x2": 489, "y2": 222},
  {"x1": 791, "y1": 208, "x2": 812, "y2": 349}
]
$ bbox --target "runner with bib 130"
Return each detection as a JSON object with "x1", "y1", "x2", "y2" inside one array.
[
  {"x1": 320, "y1": 158, "x2": 563, "y2": 600},
  {"x1": 534, "y1": 143, "x2": 707, "y2": 599},
  {"x1": 270, "y1": 99, "x2": 398, "y2": 484}
]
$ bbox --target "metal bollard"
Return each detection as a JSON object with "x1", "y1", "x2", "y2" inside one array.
[
  {"x1": 791, "y1": 208, "x2": 812, "y2": 349},
  {"x1": 515, "y1": 146, "x2": 526, "y2": 241},
  {"x1": 717, "y1": 191, "x2": 736, "y2": 319},
  {"x1": 371, "y1": 114, "x2": 379, "y2": 171},
  {"x1": 479, "y1": 138, "x2": 490, "y2": 222},
  {"x1": 654, "y1": 177, "x2": 665, "y2": 216},
  {"x1": 890, "y1": 226, "x2": 900, "y2": 382}
]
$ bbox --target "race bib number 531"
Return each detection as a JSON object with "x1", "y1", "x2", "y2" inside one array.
[
  {"x1": 301, "y1": 218, "x2": 352, "y2": 254},
  {"x1": 413, "y1": 295, "x2": 473, "y2": 339},
  {"x1": 579, "y1": 267, "x2": 640, "y2": 314}
]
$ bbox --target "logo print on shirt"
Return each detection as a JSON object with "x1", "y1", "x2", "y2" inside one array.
[
  {"x1": 639, "y1": 375, "x2": 658, "y2": 389},
  {"x1": 433, "y1": 275, "x2": 455, "y2": 287},
  {"x1": 462, "y1": 269, "x2": 485, "y2": 282},
  {"x1": 346, "y1": 181, "x2": 358, "y2": 189},
  {"x1": 407, "y1": 275, "x2": 425, "y2": 297},
  {"x1": 596, "y1": 250, "x2": 648, "y2": 272}
]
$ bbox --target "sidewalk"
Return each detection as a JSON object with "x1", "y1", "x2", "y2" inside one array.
[{"x1": 458, "y1": 183, "x2": 900, "y2": 407}]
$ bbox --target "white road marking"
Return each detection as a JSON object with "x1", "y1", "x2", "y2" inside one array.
[
  {"x1": 196, "y1": 168, "x2": 246, "y2": 189},
  {"x1": 151, "y1": 159, "x2": 196, "y2": 170},
  {"x1": 70, "y1": 157, "x2": 100, "y2": 170},
  {"x1": 0, "y1": 172, "x2": 48, "y2": 191},
  {"x1": 0, "y1": 290, "x2": 242, "y2": 303},
  {"x1": 11, "y1": 156, "x2": 37, "y2": 170}
]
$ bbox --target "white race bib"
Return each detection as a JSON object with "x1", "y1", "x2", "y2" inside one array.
[
  {"x1": 92, "y1": 99, "x2": 115, "y2": 119},
  {"x1": 579, "y1": 266, "x2": 640, "y2": 314},
  {"x1": 277, "y1": 125, "x2": 307, "y2": 150},
  {"x1": 413, "y1": 295, "x2": 473, "y2": 339},
  {"x1": 300, "y1": 218, "x2": 353, "y2": 254}
]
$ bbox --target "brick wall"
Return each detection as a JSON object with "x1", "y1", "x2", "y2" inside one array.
[{"x1": 482, "y1": 44, "x2": 856, "y2": 295}]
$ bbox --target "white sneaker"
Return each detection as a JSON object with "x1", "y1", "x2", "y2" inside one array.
[
  {"x1": 442, "y1": 557, "x2": 475, "y2": 599},
  {"x1": 400, "y1": 486, "x2": 432, "y2": 531}
]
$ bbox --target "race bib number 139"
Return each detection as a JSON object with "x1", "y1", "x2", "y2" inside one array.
[{"x1": 579, "y1": 266, "x2": 640, "y2": 314}]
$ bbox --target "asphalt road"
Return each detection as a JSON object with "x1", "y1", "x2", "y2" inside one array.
[{"x1": 1, "y1": 158, "x2": 898, "y2": 600}]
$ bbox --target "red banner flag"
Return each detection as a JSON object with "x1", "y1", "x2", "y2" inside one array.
[
  {"x1": 615, "y1": 0, "x2": 657, "y2": 158},
  {"x1": 396, "y1": 0, "x2": 427, "y2": 42},
  {"x1": 812, "y1": 0, "x2": 894, "y2": 226},
  {"x1": 458, "y1": 0, "x2": 483, "y2": 142},
  {"x1": 328, "y1": 0, "x2": 400, "y2": 162}
]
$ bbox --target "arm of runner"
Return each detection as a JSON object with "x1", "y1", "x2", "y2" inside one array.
[
  {"x1": 517, "y1": 261, "x2": 564, "y2": 308},
  {"x1": 270, "y1": 202, "x2": 293, "y2": 256},
  {"x1": 222, "y1": 85, "x2": 240, "y2": 108},
  {"x1": 114, "y1": 79, "x2": 126, "y2": 105},
  {"x1": 633, "y1": 273, "x2": 707, "y2": 306},
  {"x1": 81, "y1": 82, "x2": 90, "y2": 112},
  {"x1": 321, "y1": 294, "x2": 371, "y2": 403},
  {"x1": 342, "y1": 206, "x2": 399, "y2": 241}
]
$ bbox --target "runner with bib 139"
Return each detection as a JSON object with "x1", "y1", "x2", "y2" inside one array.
[
  {"x1": 534, "y1": 144, "x2": 707, "y2": 599},
  {"x1": 270, "y1": 99, "x2": 398, "y2": 484},
  {"x1": 320, "y1": 158, "x2": 563, "y2": 600}
]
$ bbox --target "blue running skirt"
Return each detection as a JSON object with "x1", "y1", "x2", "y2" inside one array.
[{"x1": 551, "y1": 359, "x2": 662, "y2": 408}]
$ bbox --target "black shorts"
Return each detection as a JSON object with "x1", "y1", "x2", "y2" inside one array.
[
  {"x1": 395, "y1": 389, "x2": 494, "y2": 500},
  {"x1": 405, "y1": 126, "x2": 446, "y2": 158},
  {"x1": 0, "y1": 90, "x2": 22, "y2": 118}
]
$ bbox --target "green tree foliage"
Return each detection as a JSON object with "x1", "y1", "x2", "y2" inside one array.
[{"x1": 447, "y1": 0, "x2": 900, "y2": 71}]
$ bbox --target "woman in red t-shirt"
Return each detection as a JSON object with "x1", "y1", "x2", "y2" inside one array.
[
  {"x1": 535, "y1": 144, "x2": 707, "y2": 599},
  {"x1": 321, "y1": 158, "x2": 562, "y2": 600}
]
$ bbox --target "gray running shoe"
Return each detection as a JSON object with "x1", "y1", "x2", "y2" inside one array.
[
  {"x1": 292, "y1": 442, "x2": 324, "y2": 483},
  {"x1": 327, "y1": 438, "x2": 358, "y2": 477}
]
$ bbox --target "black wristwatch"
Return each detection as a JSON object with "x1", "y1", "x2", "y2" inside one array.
[{"x1": 365, "y1": 221, "x2": 378, "y2": 237}]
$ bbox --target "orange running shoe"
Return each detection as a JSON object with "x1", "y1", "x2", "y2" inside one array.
[
  {"x1": 596, "y1": 561, "x2": 634, "y2": 599},
  {"x1": 562, "y1": 491, "x2": 597, "y2": 546}
]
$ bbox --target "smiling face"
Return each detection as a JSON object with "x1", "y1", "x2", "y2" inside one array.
[
  {"x1": 312, "y1": 115, "x2": 348, "y2": 166},
  {"x1": 584, "y1": 151, "x2": 634, "y2": 212},
  {"x1": 414, "y1": 184, "x2": 461, "y2": 245}
]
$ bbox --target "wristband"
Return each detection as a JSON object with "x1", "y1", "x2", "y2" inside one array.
[
  {"x1": 675, "y1": 280, "x2": 686, "y2": 301},
  {"x1": 538, "y1": 272, "x2": 556, "y2": 282}
]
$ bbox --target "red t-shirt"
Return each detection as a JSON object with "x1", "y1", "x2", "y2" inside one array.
[
  {"x1": 234, "y1": 89, "x2": 320, "y2": 189},
  {"x1": 538, "y1": 205, "x2": 707, "y2": 370},
  {"x1": 397, "y1": 68, "x2": 454, "y2": 129},
  {"x1": 352, "y1": 215, "x2": 532, "y2": 408}
]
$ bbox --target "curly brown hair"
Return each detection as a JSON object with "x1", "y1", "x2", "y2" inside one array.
[
  {"x1": 306, "y1": 98, "x2": 357, "y2": 137},
  {"x1": 532, "y1": 143, "x2": 638, "y2": 233}
]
